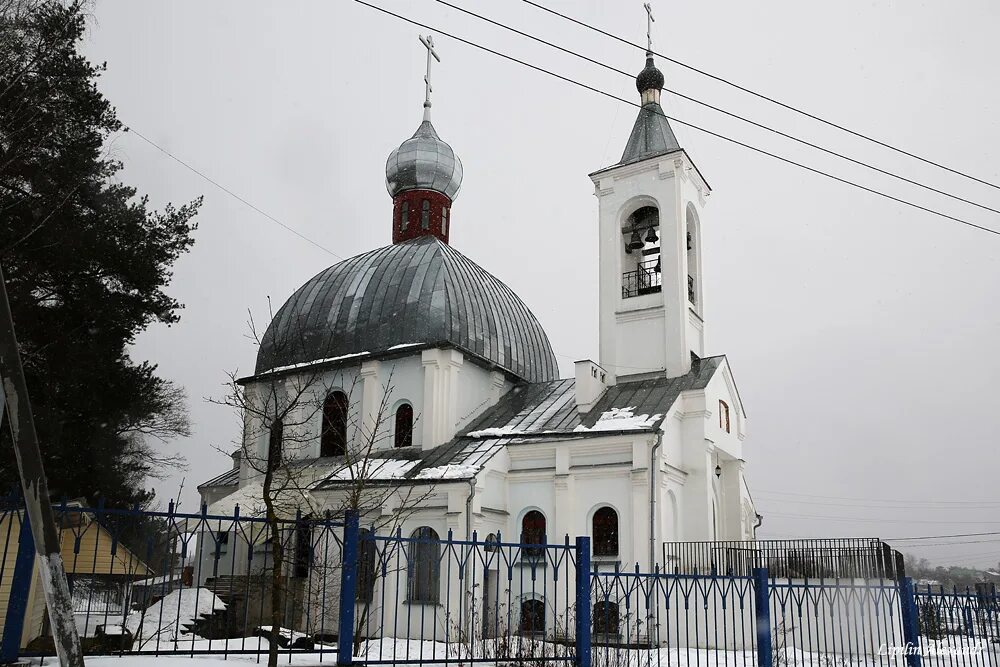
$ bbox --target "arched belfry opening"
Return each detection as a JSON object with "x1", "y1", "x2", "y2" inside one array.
[
  {"x1": 686, "y1": 205, "x2": 701, "y2": 310},
  {"x1": 621, "y1": 205, "x2": 661, "y2": 298}
]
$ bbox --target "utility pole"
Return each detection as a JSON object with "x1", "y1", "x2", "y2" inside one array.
[{"x1": 0, "y1": 263, "x2": 85, "y2": 667}]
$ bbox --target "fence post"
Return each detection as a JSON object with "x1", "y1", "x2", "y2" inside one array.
[
  {"x1": 752, "y1": 567, "x2": 773, "y2": 667},
  {"x1": 1, "y1": 508, "x2": 35, "y2": 663},
  {"x1": 338, "y1": 510, "x2": 360, "y2": 667},
  {"x1": 575, "y1": 536, "x2": 591, "y2": 667},
  {"x1": 897, "y1": 576, "x2": 922, "y2": 667}
]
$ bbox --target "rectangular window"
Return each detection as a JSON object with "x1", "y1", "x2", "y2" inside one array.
[
  {"x1": 421, "y1": 199, "x2": 430, "y2": 230},
  {"x1": 401, "y1": 201, "x2": 410, "y2": 231},
  {"x1": 441, "y1": 207, "x2": 448, "y2": 236}
]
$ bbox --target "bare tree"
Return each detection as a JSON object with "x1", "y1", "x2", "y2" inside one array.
[{"x1": 210, "y1": 311, "x2": 439, "y2": 667}]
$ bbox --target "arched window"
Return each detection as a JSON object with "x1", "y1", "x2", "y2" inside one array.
[
  {"x1": 719, "y1": 400, "x2": 730, "y2": 433},
  {"x1": 592, "y1": 507, "x2": 619, "y2": 557},
  {"x1": 321, "y1": 391, "x2": 348, "y2": 457},
  {"x1": 400, "y1": 201, "x2": 410, "y2": 231},
  {"x1": 394, "y1": 403, "x2": 413, "y2": 448},
  {"x1": 268, "y1": 418, "x2": 283, "y2": 466},
  {"x1": 357, "y1": 528, "x2": 377, "y2": 602},
  {"x1": 441, "y1": 207, "x2": 448, "y2": 236},
  {"x1": 593, "y1": 601, "x2": 620, "y2": 636},
  {"x1": 407, "y1": 526, "x2": 440, "y2": 603},
  {"x1": 421, "y1": 199, "x2": 431, "y2": 229},
  {"x1": 521, "y1": 510, "x2": 546, "y2": 559},
  {"x1": 622, "y1": 205, "x2": 661, "y2": 298},
  {"x1": 519, "y1": 599, "x2": 545, "y2": 635}
]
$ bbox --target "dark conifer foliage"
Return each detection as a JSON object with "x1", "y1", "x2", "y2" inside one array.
[{"x1": 0, "y1": 1, "x2": 201, "y2": 507}]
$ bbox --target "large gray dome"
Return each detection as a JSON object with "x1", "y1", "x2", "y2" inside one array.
[
  {"x1": 386, "y1": 120, "x2": 463, "y2": 200},
  {"x1": 255, "y1": 236, "x2": 558, "y2": 382}
]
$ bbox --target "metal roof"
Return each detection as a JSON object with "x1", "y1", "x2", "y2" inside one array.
[
  {"x1": 402, "y1": 355, "x2": 726, "y2": 480},
  {"x1": 386, "y1": 120, "x2": 463, "y2": 200},
  {"x1": 255, "y1": 236, "x2": 558, "y2": 383},
  {"x1": 619, "y1": 101, "x2": 682, "y2": 167},
  {"x1": 197, "y1": 467, "x2": 239, "y2": 490},
  {"x1": 462, "y1": 355, "x2": 723, "y2": 436}
]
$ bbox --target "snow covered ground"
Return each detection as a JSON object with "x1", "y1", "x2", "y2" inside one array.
[
  {"x1": 20, "y1": 638, "x2": 967, "y2": 667},
  {"x1": 124, "y1": 588, "x2": 226, "y2": 647}
]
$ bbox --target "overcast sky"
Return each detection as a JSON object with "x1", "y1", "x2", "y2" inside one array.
[{"x1": 80, "y1": 0, "x2": 1000, "y2": 568}]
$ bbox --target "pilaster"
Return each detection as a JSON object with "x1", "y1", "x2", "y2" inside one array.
[{"x1": 359, "y1": 360, "x2": 383, "y2": 449}]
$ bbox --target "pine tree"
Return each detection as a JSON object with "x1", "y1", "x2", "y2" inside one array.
[{"x1": 0, "y1": 1, "x2": 200, "y2": 507}]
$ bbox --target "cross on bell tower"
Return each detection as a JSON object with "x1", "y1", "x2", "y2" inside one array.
[
  {"x1": 644, "y1": 2, "x2": 655, "y2": 54},
  {"x1": 419, "y1": 34, "x2": 441, "y2": 122}
]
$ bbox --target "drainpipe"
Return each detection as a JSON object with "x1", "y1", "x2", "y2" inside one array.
[
  {"x1": 753, "y1": 513, "x2": 763, "y2": 539},
  {"x1": 649, "y1": 432, "x2": 663, "y2": 571},
  {"x1": 464, "y1": 477, "x2": 477, "y2": 639}
]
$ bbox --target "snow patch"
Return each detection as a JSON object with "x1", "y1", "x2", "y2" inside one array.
[
  {"x1": 387, "y1": 343, "x2": 422, "y2": 351},
  {"x1": 465, "y1": 426, "x2": 528, "y2": 438},
  {"x1": 326, "y1": 458, "x2": 417, "y2": 481},
  {"x1": 126, "y1": 588, "x2": 225, "y2": 645},
  {"x1": 414, "y1": 463, "x2": 478, "y2": 479},
  {"x1": 574, "y1": 406, "x2": 662, "y2": 432},
  {"x1": 258, "y1": 351, "x2": 370, "y2": 376}
]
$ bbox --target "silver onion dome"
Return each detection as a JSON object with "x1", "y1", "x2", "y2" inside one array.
[{"x1": 386, "y1": 120, "x2": 463, "y2": 200}]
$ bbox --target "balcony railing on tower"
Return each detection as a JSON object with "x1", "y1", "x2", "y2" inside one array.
[{"x1": 622, "y1": 257, "x2": 661, "y2": 298}]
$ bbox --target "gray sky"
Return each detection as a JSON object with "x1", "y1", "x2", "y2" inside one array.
[{"x1": 80, "y1": 0, "x2": 1000, "y2": 568}]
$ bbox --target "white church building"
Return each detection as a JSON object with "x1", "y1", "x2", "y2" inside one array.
[{"x1": 198, "y1": 37, "x2": 757, "y2": 613}]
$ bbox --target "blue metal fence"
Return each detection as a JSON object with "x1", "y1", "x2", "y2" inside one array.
[{"x1": 3, "y1": 494, "x2": 1000, "y2": 666}]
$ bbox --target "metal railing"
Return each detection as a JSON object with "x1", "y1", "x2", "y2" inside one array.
[
  {"x1": 662, "y1": 538, "x2": 906, "y2": 580},
  {"x1": 6, "y1": 493, "x2": 999, "y2": 666},
  {"x1": 621, "y1": 258, "x2": 661, "y2": 298}
]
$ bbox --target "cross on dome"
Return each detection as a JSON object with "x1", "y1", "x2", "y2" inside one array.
[
  {"x1": 643, "y1": 2, "x2": 655, "y2": 54},
  {"x1": 419, "y1": 34, "x2": 440, "y2": 122}
]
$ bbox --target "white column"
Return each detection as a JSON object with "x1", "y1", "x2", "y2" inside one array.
[
  {"x1": 553, "y1": 447, "x2": 574, "y2": 542},
  {"x1": 359, "y1": 360, "x2": 383, "y2": 450},
  {"x1": 420, "y1": 348, "x2": 465, "y2": 449},
  {"x1": 488, "y1": 370, "x2": 506, "y2": 407},
  {"x1": 720, "y1": 458, "x2": 745, "y2": 540}
]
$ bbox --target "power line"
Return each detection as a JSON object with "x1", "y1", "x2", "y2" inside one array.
[
  {"x1": 887, "y1": 531, "x2": 1000, "y2": 541},
  {"x1": 352, "y1": 0, "x2": 1000, "y2": 237},
  {"x1": 759, "y1": 497, "x2": 1000, "y2": 511},
  {"x1": 520, "y1": 0, "x2": 1000, "y2": 194},
  {"x1": 766, "y1": 511, "x2": 1000, "y2": 525},
  {"x1": 435, "y1": 0, "x2": 1000, "y2": 218},
  {"x1": 126, "y1": 127, "x2": 344, "y2": 260},
  {"x1": 757, "y1": 489, "x2": 1000, "y2": 506}
]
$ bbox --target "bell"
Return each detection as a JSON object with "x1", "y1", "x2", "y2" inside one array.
[
  {"x1": 654, "y1": 258, "x2": 661, "y2": 273},
  {"x1": 626, "y1": 230, "x2": 644, "y2": 252},
  {"x1": 645, "y1": 226, "x2": 658, "y2": 243}
]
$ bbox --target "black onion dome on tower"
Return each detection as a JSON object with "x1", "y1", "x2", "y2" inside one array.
[
  {"x1": 255, "y1": 236, "x2": 558, "y2": 383},
  {"x1": 635, "y1": 55, "x2": 664, "y2": 93},
  {"x1": 618, "y1": 54, "x2": 681, "y2": 167}
]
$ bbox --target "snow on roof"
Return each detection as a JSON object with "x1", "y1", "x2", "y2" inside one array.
[
  {"x1": 257, "y1": 351, "x2": 371, "y2": 376},
  {"x1": 414, "y1": 463, "x2": 479, "y2": 480},
  {"x1": 325, "y1": 458, "x2": 417, "y2": 481},
  {"x1": 573, "y1": 406, "x2": 662, "y2": 432}
]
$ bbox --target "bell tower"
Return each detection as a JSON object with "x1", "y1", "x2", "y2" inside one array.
[{"x1": 588, "y1": 30, "x2": 710, "y2": 383}]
